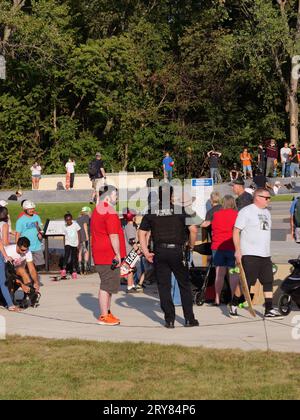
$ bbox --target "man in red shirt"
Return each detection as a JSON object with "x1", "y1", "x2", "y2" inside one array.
[{"x1": 91, "y1": 185, "x2": 126, "y2": 326}]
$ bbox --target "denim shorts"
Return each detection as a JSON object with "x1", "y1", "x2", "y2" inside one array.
[
  {"x1": 243, "y1": 165, "x2": 252, "y2": 172},
  {"x1": 212, "y1": 250, "x2": 236, "y2": 268}
]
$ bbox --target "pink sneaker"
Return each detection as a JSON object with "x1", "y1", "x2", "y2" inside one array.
[
  {"x1": 60, "y1": 269, "x2": 66, "y2": 278},
  {"x1": 71, "y1": 272, "x2": 77, "y2": 280}
]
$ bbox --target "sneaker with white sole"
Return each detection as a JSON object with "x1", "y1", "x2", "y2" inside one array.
[
  {"x1": 228, "y1": 304, "x2": 239, "y2": 318},
  {"x1": 97, "y1": 314, "x2": 120, "y2": 326},
  {"x1": 264, "y1": 308, "x2": 284, "y2": 319}
]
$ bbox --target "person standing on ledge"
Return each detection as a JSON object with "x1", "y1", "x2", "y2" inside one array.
[
  {"x1": 30, "y1": 162, "x2": 42, "y2": 190},
  {"x1": 88, "y1": 152, "x2": 107, "y2": 204},
  {"x1": 162, "y1": 152, "x2": 174, "y2": 182},
  {"x1": 65, "y1": 158, "x2": 76, "y2": 190}
]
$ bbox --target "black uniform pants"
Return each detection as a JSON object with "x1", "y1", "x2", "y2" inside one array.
[{"x1": 154, "y1": 247, "x2": 195, "y2": 323}]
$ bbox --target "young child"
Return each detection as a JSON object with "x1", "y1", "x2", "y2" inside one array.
[
  {"x1": 122, "y1": 210, "x2": 143, "y2": 293},
  {"x1": 61, "y1": 213, "x2": 81, "y2": 279},
  {"x1": 77, "y1": 206, "x2": 91, "y2": 274}
]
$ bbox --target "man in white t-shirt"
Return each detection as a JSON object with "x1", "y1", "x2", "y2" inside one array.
[
  {"x1": 280, "y1": 142, "x2": 291, "y2": 178},
  {"x1": 65, "y1": 158, "x2": 76, "y2": 189},
  {"x1": 231, "y1": 188, "x2": 283, "y2": 319},
  {"x1": 5, "y1": 237, "x2": 40, "y2": 294}
]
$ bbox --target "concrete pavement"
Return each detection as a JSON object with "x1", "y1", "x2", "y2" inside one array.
[{"x1": 2, "y1": 273, "x2": 300, "y2": 352}]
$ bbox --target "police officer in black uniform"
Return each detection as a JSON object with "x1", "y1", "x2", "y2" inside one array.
[{"x1": 138, "y1": 184, "x2": 200, "y2": 328}]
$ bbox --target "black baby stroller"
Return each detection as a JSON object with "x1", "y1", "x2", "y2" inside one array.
[
  {"x1": 189, "y1": 243, "x2": 215, "y2": 306},
  {"x1": 4, "y1": 262, "x2": 40, "y2": 309},
  {"x1": 278, "y1": 259, "x2": 300, "y2": 316}
]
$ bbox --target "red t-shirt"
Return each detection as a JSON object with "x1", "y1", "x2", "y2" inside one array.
[
  {"x1": 91, "y1": 203, "x2": 126, "y2": 265},
  {"x1": 211, "y1": 208, "x2": 238, "y2": 251}
]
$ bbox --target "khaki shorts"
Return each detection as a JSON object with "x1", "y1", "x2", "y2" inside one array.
[
  {"x1": 32, "y1": 250, "x2": 45, "y2": 267},
  {"x1": 95, "y1": 265, "x2": 120, "y2": 294},
  {"x1": 92, "y1": 178, "x2": 105, "y2": 192}
]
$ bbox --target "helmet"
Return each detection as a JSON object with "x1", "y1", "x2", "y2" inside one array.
[{"x1": 22, "y1": 200, "x2": 36, "y2": 210}]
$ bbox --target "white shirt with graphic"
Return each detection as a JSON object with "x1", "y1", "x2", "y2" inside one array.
[
  {"x1": 5, "y1": 244, "x2": 33, "y2": 267},
  {"x1": 63, "y1": 221, "x2": 81, "y2": 247},
  {"x1": 234, "y1": 204, "x2": 271, "y2": 257}
]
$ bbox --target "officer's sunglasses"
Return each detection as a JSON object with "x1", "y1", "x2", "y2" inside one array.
[{"x1": 257, "y1": 195, "x2": 271, "y2": 200}]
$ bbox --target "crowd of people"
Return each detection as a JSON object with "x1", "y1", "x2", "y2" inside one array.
[
  {"x1": 0, "y1": 146, "x2": 295, "y2": 328},
  {"x1": 208, "y1": 139, "x2": 300, "y2": 189}
]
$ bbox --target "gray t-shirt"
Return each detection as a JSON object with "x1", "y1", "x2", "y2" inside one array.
[
  {"x1": 77, "y1": 215, "x2": 90, "y2": 243},
  {"x1": 234, "y1": 204, "x2": 271, "y2": 257},
  {"x1": 124, "y1": 223, "x2": 137, "y2": 254}
]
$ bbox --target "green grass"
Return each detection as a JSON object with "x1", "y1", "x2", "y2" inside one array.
[
  {"x1": 7, "y1": 201, "x2": 145, "y2": 230},
  {"x1": 271, "y1": 194, "x2": 295, "y2": 202},
  {"x1": 0, "y1": 336, "x2": 300, "y2": 400},
  {"x1": 7, "y1": 202, "x2": 92, "y2": 230}
]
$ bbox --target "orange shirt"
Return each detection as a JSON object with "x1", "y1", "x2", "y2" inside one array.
[{"x1": 240, "y1": 152, "x2": 252, "y2": 166}]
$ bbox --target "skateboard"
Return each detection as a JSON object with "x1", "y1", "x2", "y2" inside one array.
[
  {"x1": 238, "y1": 263, "x2": 256, "y2": 317},
  {"x1": 50, "y1": 275, "x2": 70, "y2": 281},
  {"x1": 112, "y1": 243, "x2": 143, "y2": 277}
]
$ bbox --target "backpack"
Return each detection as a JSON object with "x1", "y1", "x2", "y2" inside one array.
[
  {"x1": 294, "y1": 198, "x2": 300, "y2": 228},
  {"x1": 88, "y1": 160, "x2": 98, "y2": 178}
]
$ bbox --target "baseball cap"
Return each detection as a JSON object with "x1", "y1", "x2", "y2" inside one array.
[
  {"x1": 81, "y1": 206, "x2": 92, "y2": 213},
  {"x1": 229, "y1": 178, "x2": 245, "y2": 186},
  {"x1": 22, "y1": 200, "x2": 36, "y2": 210},
  {"x1": 123, "y1": 210, "x2": 136, "y2": 222},
  {"x1": 96, "y1": 152, "x2": 101, "y2": 157},
  {"x1": 0, "y1": 200, "x2": 8, "y2": 207}
]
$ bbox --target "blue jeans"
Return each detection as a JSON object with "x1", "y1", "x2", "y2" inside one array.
[
  {"x1": 290, "y1": 163, "x2": 300, "y2": 177},
  {"x1": 171, "y1": 273, "x2": 182, "y2": 305},
  {"x1": 0, "y1": 254, "x2": 13, "y2": 307},
  {"x1": 210, "y1": 168, "x2": 218, "y2": 183}
]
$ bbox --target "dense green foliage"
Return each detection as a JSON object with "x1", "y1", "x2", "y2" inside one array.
[{"x1": 0, "y1": 0, "x2": 299, "y2": 186}]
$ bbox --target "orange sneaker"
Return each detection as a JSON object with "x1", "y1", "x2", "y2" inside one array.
[
  {"x1": 97, "y1": 314, "x2": 120, "y2": 326},
  {"x1": 108, "y1": 310, "x2": 120, "y2": 323}
]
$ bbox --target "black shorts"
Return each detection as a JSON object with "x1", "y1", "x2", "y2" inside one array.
[{"x1": 241, "y1": 256, "x2": 273, "y2": 293}]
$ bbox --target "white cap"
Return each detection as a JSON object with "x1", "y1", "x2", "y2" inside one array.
[
  {"x1": 22, "y1": 200, "x2": 36, "y2": 210},
  {"x1": 0, "y1": 200, "x2": 8, "y2": 207}
]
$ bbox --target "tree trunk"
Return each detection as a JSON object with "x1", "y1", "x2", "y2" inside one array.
[
  {"x1": 123, "y1": 143, "x2": 128, "y2": 171},
  {"x1": 53, "y1": 104, "x2": 57, "y2": 133},
  {"x1": 290, "y1": 58, "x2": 299, "y2": 146},
  {"x1": 290, "y1": 0, "x2": 300, "y2": 147}
]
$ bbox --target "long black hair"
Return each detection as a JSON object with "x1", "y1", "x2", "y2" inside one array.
[{"x1": 0, "y1": 207, "x2": 9, "y2": 223}]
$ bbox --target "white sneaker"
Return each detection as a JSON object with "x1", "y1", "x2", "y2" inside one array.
[{"x1": 264, "y1": 308, "x2": 284, "y2": 319}]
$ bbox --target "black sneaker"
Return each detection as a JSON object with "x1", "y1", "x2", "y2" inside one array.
[
  {"x1": 264, "y1": 308, "x2": 284, "y2": 320},
  {"x1": 185, "y1": 319, "x2": 199, "y2": 327},
  {"x1": 228, "y1": 304, "x2": 239, "y2": 318},
  {"x1": 165, "y1": 321, "x2": 175, "y2": 329}
]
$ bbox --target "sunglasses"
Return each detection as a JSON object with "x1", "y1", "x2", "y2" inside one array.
[
  {"x1": 257, "y1": 195, "x2": 271, "y2": 200},
  {"x1": 19, "y1": 247, "x2": 28, "y2": 252}
]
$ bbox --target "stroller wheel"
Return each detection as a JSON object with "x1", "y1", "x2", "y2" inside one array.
[
  {"x1": 278, "y1": 294, "x2": 292, "y2": 316},
  {"x1": 195, "y1": 291, "x2": 205, "y2": 306}
]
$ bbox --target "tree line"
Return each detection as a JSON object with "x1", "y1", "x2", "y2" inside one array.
[{"x1": 0, "y1": 0, "x2": 300, "y2": 187}]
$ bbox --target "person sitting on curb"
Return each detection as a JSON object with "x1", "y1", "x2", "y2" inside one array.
[{"x1": 5, "y1": 237, "x2": 40, "y2": 295}]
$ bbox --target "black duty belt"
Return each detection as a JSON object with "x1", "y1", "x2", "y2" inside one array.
[{"x1": 155, "y1": 243, "x2": 184, "y2": 249}]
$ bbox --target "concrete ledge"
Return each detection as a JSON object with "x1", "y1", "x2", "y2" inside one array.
[{"x1": 39, "y1": 172, "x2": 153, "y2": 191}]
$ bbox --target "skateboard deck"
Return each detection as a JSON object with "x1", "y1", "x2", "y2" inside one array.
[
  {"x1": 120, "y1": 244, "x2": 143, "y2": 277},
  {"x1": 238, "y1": 263, "x2": 256, "y2": 317}
]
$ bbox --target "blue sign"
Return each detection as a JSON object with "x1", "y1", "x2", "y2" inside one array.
[{"x1": 191, "y1": 178, "x2": 213, "y2": 187}]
